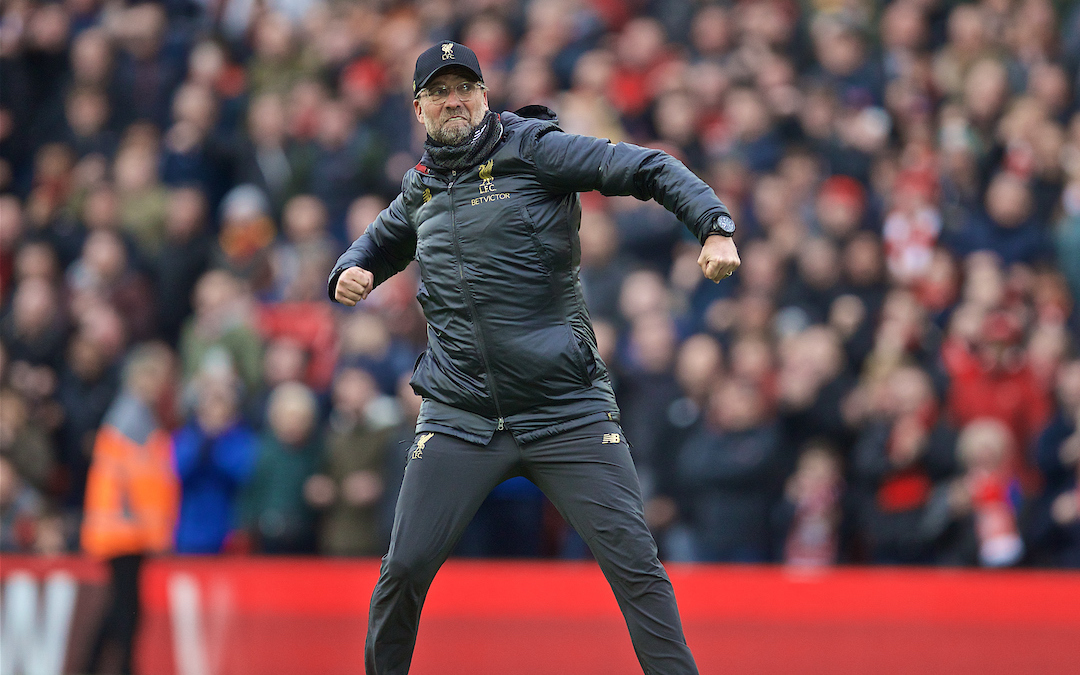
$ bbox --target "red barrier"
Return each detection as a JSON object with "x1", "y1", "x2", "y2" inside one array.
[{"x1": 2, "y1": 555, "x2": 1079, "y2": 675}]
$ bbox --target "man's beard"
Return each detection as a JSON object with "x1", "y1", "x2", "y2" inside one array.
[{"x1": 427, "y1": 114, "x2": 475, "y2": 145}]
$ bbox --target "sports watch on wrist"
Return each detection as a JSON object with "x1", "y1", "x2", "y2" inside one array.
[{"x1": 708, "y1": 214, "x2": 736, "y2": 237}]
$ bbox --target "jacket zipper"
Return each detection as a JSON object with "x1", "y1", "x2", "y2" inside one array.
[{"x1": 448, "y1": 173, "x2": 506, "y2": 431}]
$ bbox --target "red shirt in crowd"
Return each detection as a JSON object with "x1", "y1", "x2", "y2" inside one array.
[{"x1": 942, "y1": 336, "x2": 1052, "y2": 491}]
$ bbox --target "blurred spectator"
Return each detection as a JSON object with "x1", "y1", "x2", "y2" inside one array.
[
  {"x1": 1030, "y1": 359, "x2": 1080, "y2": 566},
  {"x1": 160, "y1": 83, "x2": 232, "y2": 208},
  {"x1": 241, "y1": 381, "x2": 322, "y2": 554},
  {"x1": 337, "y1": 310, "x2": 415, "y2": 396},
  {"x1": 554, "y1": 50, "x2": 622, "y2": 141},
  {"x1": 172, "y1": 370, "x2": 257, "y2": 554},
  {"x1": 13, "y1": 239, "x2": 62, "y2": 288},
  {"x1": 0, "y1": 387, "x2": 55, "y2": 494},
  {"x1": 59, "y1": 86, "x2": 116, "y2": 159},
  {"x1": 270, "y1": 194, "x2": 337, "y2": 301},
  {"x1": 644, "y1": 333, "x2": 725, "y2": 560},
  {"x1": 184, "y1": 38, "x2": 246, "y2": 136},
  {"x1": 1058, "y1": 180, "x2": 1080, "y2": 303},
  {"x1": 453, "y1": 478, "x2": 547, "y2": 558},
  {"x1": 179, "y1": 269, "x2": 263, "y2": 394},
  {"x1": 213, "y1": 184, "x2": 276, "y2": 293},
  {"x1": 1045, "y1": 461, "x2": 1080, "y2": 568},
  {"x1": 1, "y1": 276, "x2": 68, "y2": 374},
  {"x1": 577, "y1": 205, "x2": 627, "y2": 322},
  {"x1": 851, "y1": 365, "x2": 958, "y2": 564},
  {"x1": 17, "y1": 3, "x2": 72, "y2": 151},
  {"x1": 942, "y1": 309, "x2": 1052, "y2": 489},
  {"x1": 113, "y1": 141, "x2": 169, "y2": 260},
  {"x1": 234, "y1": 93, "x2": 301, "y2": 216},
  {"x1": 781, "y1": 237, "x2": 842, "y2": 325},
  {"x1": 777, "y1": 325, "x2": 855, "y2": 454},
  {"x1": 66, "y1": 228, "x2": 156, "y2": 341},
  {"x1": 947, "y1": 172, "x2": 1055, "y2": 266},
  {"x1": 81, "y1": 341, "x2": 179, "y2": 675},
  {"x1": 922, "y1": 418, "x2": 1025, "y2": 567},
  {"x1": 810, "y1": 16, "x2": 884, "y2": 110},
  {"x1": 725, "y1": 87, "x2": 782, "y2": 174},
  {"x1": 56, "y1": 326, "x2": 120, "y2": 509},
  {"x1": 61, "y1": 183, "x2": 128, "y2": 268},
  {"x1": 257, "y1": 304, "x2": 337, "y2": 393},
  {"x1": 0, "y1": 195, "x2": 24, "y2": 295},
  {"x1": 246, "y1": 335, "x2": 309, "y2": 428},
  {"x1": 619, "y1": 310, "x2": 680, "y2": 499},
  {"x1": 294, "y1": 99, "x2": 385, "y2": 236},
  {"x1": 0, "y1": 455, "x2": 47, "y2": 552},
  {"x1": 306, "y1": 367, "x2": 396, "y2": 556},
  {"x1": 156, "y1": 187, "x2": 213, "y2": 345},
  {"x1": 110, "y1": 2, "x2": 184, "y2": 130},
  {"x1": 814, "y1": 174, "x2": 867, "y2": 242},
  {"x1": 883, "y1": 176, "x2": 942, "y2": 285},
  {"x1": 775, "y1": 441, "x2": 846, "y2": 568},
  {"x1": 247, "y1": 12, "x2": 318, "y2": 98},
  {"x1": 674, "y1": 377, "x2": 784, "y2": 562}
]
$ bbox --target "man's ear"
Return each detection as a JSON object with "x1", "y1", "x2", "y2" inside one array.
[{"x1": 413, "y1": 98, "x2": 424, "y2": 125}]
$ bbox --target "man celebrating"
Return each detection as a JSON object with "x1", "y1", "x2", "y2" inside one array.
[{"x1": 330, "y1": 41, "x2": 739, "y2": 675}]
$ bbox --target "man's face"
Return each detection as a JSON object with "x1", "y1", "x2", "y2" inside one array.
[{"x1": 413, "y1": 69, "x2": 489, "y2": 145}]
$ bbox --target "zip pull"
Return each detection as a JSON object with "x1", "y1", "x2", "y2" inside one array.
[{"x1": 496, "y1": 417, "x2": 505, "y2": 431}]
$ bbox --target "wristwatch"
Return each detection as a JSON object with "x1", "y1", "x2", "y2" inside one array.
[{"x1": 707, "y1": 214, "x2": 736, "y2": 238}]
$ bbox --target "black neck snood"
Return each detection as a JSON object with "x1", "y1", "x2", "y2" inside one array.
[{"x1": 424, "y1": 110, "x2": 504, "y2": 171}]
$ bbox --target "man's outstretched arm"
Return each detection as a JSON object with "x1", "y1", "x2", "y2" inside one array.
[
  {"x1": 530, "y1": 130, "x2": 739, "y2": 281},
  {"x1": 328, "y1": 193, "x2": 416, "y2": 304}
]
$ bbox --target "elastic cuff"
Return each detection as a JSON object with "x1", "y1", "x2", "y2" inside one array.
[{"x1": 327, "y1": 266, "x2": 351, "y2": 303}]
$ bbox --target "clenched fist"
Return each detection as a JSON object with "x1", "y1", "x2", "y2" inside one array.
[
  {"x1": 335, "y1": 266, "x2": 375, "y2": 306},
  {"x1": 697, "y1": 234, "x2": 741, "y2": 282}
]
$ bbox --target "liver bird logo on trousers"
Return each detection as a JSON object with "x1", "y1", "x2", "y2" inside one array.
[{"x1": 412, "y1": 433, "x2": 435, "y2": 460}]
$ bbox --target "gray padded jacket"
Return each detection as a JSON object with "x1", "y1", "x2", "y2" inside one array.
[{"x1": 329, "y1": 107, "x2": 732, "y2": 443}]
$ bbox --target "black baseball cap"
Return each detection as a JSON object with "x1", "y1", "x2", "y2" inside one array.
[{"x1": 413, "y1": 41, "x2": 484, "y2": 96}]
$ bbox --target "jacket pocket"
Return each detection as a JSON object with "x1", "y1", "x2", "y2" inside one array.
[
  {"x1": 567, "y1": 324, "x2": 595, "y2": 386},
  {"x1": 520, "y1": 205, "x2": 553, "y2": 274}
]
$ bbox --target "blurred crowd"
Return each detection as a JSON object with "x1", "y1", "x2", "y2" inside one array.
[{"x1": 1, "y1": 0, "x2": 1079, "y2": 569}]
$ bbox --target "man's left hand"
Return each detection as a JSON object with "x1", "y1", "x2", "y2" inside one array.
[{"x1": 698, "y1": 234, "x2": 741, "y2": 282}]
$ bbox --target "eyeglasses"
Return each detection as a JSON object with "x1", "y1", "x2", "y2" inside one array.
[{"x1": 417, "y1": 81, "x2": 485, "y2": 104}]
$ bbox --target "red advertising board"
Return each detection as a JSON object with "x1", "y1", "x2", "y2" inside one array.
[{"x1": 2, "y1": 555, "x2": 1079, "y2": 675}]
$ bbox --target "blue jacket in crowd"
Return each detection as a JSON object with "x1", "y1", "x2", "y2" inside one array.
[{"x1": 173, "y1": 422, "x2": 258, "y2": 553}]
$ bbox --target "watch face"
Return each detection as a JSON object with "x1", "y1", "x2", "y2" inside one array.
[{"x1": 715, "y1": 215, "x2": 736, "y2": 235}]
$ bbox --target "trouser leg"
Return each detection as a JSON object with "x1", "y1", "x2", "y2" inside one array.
[
  {"x1": 524, "y1": 421, "x2": 699, "y2": 675},
  {"x1": 365, "y1": 432, "x2": 515, "y2": 675},
  {"x1": 89, "y1": 553, "x2": 144, "y2": 675}
]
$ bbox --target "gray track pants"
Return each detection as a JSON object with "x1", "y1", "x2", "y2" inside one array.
[{"x1": 364, "y1": 420, "x2": 699, "y2": 675}]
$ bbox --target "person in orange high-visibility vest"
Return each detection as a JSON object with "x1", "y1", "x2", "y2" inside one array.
[{"x1": 81, "y1": 341, "x2": 179, "y2": 675}]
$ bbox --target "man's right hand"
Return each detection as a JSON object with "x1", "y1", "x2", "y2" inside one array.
[{"x1": 335, "y1": 266, "x2": 375, "y2": 306}]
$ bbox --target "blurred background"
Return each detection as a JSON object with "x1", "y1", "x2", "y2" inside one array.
[{"x1": 1, "y1": 0, "x2": 1079, "y2": 673}]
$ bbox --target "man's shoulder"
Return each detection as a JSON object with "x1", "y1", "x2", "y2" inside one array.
[
  {"x1": 497, "y1": 106, "x2": 564, "y2": 162},
  {"x1": 399, "y1": 159, "x2": 434, "y2": 197},
  {"x1": 503, "y1": 105, "x2": 559, "y2": 124},
  {"x1": 500, "y1": 106, "x2": 562, "y2": 138}
]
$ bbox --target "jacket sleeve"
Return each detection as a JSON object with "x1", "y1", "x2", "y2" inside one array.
[
  {"x1": 327, "y1": 192, "x2": 416, "y2": 301},
  {"x1": 529, "y1": 128, "x2": 731, "y2": 244}
]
